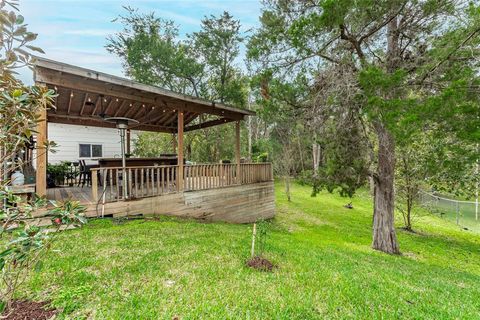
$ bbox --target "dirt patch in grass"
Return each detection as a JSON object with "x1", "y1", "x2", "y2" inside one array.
[
  {"x1": 246, "y1": 256, "x2": 276, "y2": 272},
  {"x1": 2, "y1": 300, "x2": 58, "y2": 320}
]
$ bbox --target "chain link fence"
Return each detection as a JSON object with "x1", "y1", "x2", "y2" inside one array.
[{"x1": 419, "y1": 191, "x2": 479, "y2": 232}]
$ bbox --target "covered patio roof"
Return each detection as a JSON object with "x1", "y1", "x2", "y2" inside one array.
[{"x1": 33, "y1": 57, "x2": 254, "y2": 133}]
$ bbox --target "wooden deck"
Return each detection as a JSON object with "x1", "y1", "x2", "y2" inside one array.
[
  {"x1": 47, "y1": 186, "x2": 98, "y2": 205},
  {"x1": 41, "y1": 163, "x2": 275, "y2": 223}
]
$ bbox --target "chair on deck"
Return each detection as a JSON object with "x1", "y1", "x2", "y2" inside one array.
[{"x1": 78, "y1": 160, "x2": 91, "y2": 187}]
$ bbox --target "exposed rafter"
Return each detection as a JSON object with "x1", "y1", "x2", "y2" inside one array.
[
  {"x1": 184, "y1": 118, "x2": 235, "y2": 132},
  {"x1": 34, "y1": 57, "x2": 254, "y2": 132}
]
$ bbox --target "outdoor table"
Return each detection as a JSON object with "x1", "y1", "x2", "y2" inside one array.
[{"x1": 97, "y1": 156, "x2": 178, "y2": 168}]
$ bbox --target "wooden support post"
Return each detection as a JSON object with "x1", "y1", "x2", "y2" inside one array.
[
  {"x1": 235, "y1": 121, "x2": 241, "y2": 184},
  {"x1": 126, "y1": 129, "x2": 131, "y2": 155},
  {"x1": 177, "y1": 111, "x2": 184, "y2": 191},
  {"x1": 35, "y1": 107, "x2": 48, "y2": 197},
  {"x1": 92, "y1": 170, "x2": 98, "y2": 203}
]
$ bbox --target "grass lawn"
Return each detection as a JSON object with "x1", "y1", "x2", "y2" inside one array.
[{"x1": 22, "y1": 182, "x2": 480, "y2": 319}]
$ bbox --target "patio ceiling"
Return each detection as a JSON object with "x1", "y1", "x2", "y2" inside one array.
[{"x1": 33, "y1": 57, "x2": 254, "y2": 133}]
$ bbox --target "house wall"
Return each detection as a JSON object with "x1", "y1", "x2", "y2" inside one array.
[{"x1": 46, "y1": 123, "x2": 139, "y2": 165}]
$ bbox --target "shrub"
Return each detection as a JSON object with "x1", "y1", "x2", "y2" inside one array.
[{"x1": 0, "y1": 187, "x2": 87, "y2": 311}]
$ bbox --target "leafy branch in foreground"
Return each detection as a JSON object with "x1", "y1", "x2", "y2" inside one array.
[
  {"x1": 0, "y1": 0, "x2": 87, "y2": 313},
  {"x1": 0, "y1": 188, "x2": 87, "y2": 312}
]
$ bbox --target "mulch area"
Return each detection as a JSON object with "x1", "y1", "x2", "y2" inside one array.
[
  {"x1": 246, "y1": 256, "x2": 277, "y2": 272},
  {"x1": 3, "y1": 300, "x2": 58, "y2": 320}
]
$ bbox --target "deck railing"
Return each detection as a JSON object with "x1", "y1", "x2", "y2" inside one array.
[
  {"x1": 184, "y1": 163, "x2": 238, "y2": 191},
  {"x1": 91, "y1": 162, "x2": 273, "y2": 204}
]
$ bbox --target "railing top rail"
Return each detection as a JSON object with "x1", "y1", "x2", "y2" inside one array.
[
  {"x1": 185, "y1": 163, "x2": 236, "y2": 166},
  {"x1": 91, "y1": 164, "x2": 179, "y2": 171},
  {"x1": 240, "y1": 162, "x2": 272, "y2": 165},
  {"x1": 90, "y1": 162, "x2": 272, "y2": 171}
]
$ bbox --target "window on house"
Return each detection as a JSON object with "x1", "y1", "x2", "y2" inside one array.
[{"x1": 79, "y1": 144, "x2": 103, "y2": 158}]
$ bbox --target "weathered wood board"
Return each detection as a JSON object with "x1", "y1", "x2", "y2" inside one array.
[
  {"x1": 97, "y1": 181, "x2": 275, "y2": 223},
  {"x1": 34, "y1": 181, "x2": 275, "y2": 224}
]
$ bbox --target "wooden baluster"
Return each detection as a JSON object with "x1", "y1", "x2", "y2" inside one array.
[
  {"x1": 128, "y1": 169, "x2": 133, "y2": 198},
  {"x1": 176, "y1": 166, "x2": 179, "y2": 192},
  {"x1": 219, "y1": 164, "x2": 223, "y2": 187},
  {"x1": 197, "y1": 165, "x2": 201, "y2": 190},
  {"x1": 102, "y1": 169, "x2": 107, "y2": 202},
  {"x1": 133, "y1": 168, "x2": 138, "y2": 198},
  {"x1": 205, "y1": 165, "x2": 208, "y2": 189},
  {"x1": 210, "y1": 165, "x2": 213, "y2": 189},
  {"x1": 108, "y1": 169, "x2": 113, "y2": 202},
  {"x1": 202, "y1": 165, "x2": 206, "y2": 189},
  {"x1": 161, "y1": 167, "x2": 165, "y2": 194},
  {"x1": 195, "y1": 165, "x2": 197, "y2": 189},
  {"x1": 139, "y1": 168, "x2": 143, "y2": 197},
  {"x1": 166, "y1": 167, "x2": 170, "y2": 193},
  {"x1": 155, "y1": 167, "x2": 159, "y2": 195},
  {"x1": 151, "y1": 168, "x2": 154, "y2": 195},
  {"x1": 226, "y1": 165, "x2": 229, "y2": 186},
  {"x1": 147, "y1": 168, "x2": 151, "y2": 196},
  {"x1": 198, "y1": 165, "x2": 201, "y2": 190},
  {"x1": 115, "y1": 169, "x2": 120, "y2": 201},
  {"x1": 207, "y1": 165, "x2": 210, "y2": 189}
]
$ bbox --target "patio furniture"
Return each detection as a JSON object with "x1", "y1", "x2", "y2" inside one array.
[
  {"x1": 97, "y1": 155, "x2": 179, "y2": 168},
  {"x1": 78, "y1": 160, "x2": 99, "y2": 187}
]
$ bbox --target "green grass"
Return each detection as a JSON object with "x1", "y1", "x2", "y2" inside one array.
[{"x1": 22, "y1": 182, "x2": 480, "y2": 319}]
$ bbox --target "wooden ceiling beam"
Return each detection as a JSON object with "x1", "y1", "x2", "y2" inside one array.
[
  {"x1": 133, "y1": 104, "x2": 146, "y2": 119},
  {"x1": 79, "y1": 93, "x2": 89, "y2": 115},
  {"x1": 138, "y1": 107, "x2": 158, "y2": 123},
  {"x1": 184, "y1": 112, "x2": 199, "y2": 125},
  {"x1": 163, "y1": 112, "x2": 178, "y2": 126},
  {"x1": 184, "y1": 118, "x2": 235, "y2": 132},
  {"x1": 103, "y1": 98, "x2": 115, "y2": 116},
  {"x1": 124, "y1": 102, "x2": 139, "y2": 119},
  {"x1": 66, "y1": 90, "x2": 73, "y2": 114},
  {"x1": 146, "y1": 111, "x2": 170, "y2": 125},
  {"x1": 91, "y1": 96, "x2": 102, "y2": 116},
  {"x1": 48, "y1": 114, "x2": 176, "y2": 133},
  {"x1": 113, "y1": 100, "x2": 127, "y2": 117}
]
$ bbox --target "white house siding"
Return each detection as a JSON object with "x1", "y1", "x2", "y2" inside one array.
[{"x1": 46, "y1": 123, "x2": 138, "y2": 165}]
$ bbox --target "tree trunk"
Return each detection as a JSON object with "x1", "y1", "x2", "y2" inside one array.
[
  {"x1": 312, "y1": 142, "x2": 321, "y2": 176},
  {"x1": 372, "y1": 124, "x2": 400, "y2": 254},
  {"x1": 285, "y1": 175, "x2": 291, "y2": 202}
]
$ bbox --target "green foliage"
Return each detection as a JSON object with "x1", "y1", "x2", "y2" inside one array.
[
  {"x1": 0, "y1": 187, "x2": 87, "y2": 309},
  {"x1": 107, "y1": 6, "x2": 204, "y2": 95},
  {"x1": 0, "y1": 0, "x2": 56, "y2": 178},
  {"x1": 189, "y1": 11, "x2": 245, "y2": 105},
  {"x1": 0, "y1": 1, "x2": 88, "y2": 309},
  {"x1": 132, "y1": 132, "x2": 175, "y2": 158},
  {"x1": 253, "y1": 219, "x2": 270, "y2": 257},
  {"x1": 249, "y1": 0, "x2": 480, "y2": 205},
  {"x1": 108, "y1": 8, "x2": 249, "y2": 162},
  {"x1": 47, "y1": 161, "x2": 76, "y2": 186}
]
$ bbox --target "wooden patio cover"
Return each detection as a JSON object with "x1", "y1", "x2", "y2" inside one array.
[{"x1": 33, "y1": 57, "x2": 254, "y2": 133}]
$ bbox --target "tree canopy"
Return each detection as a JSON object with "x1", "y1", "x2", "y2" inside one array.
[{"x1": 248, "y1": 0, "x2": 480, "y2": 253}]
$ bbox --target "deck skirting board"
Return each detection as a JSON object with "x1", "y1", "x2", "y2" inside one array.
[{"x1": 36, "y1": 181, "x2": 275, "y2": 224}]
